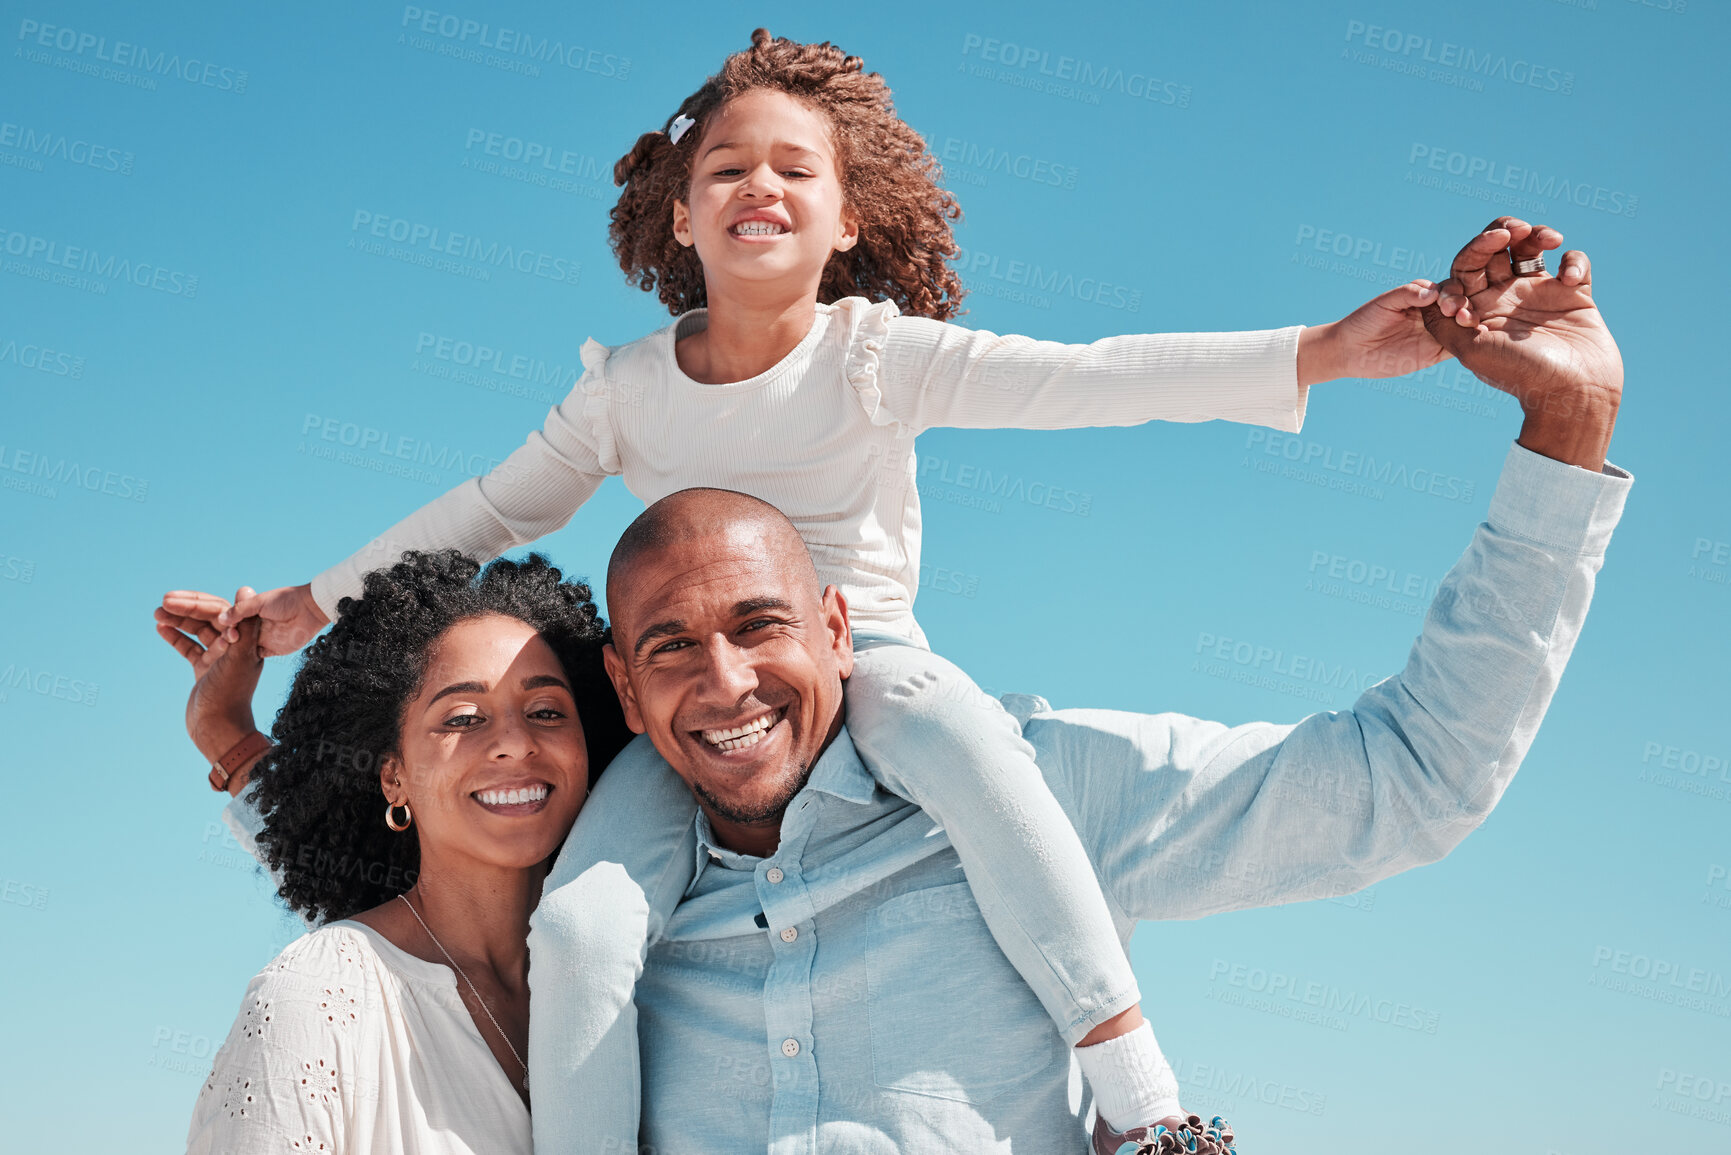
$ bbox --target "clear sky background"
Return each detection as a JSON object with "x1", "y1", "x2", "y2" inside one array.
[{"x1": 3, "y1": 1, "x2": 1727, "y2": 1150}]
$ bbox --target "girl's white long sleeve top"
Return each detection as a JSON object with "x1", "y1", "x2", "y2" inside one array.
[{"x1": 309, "y1": 296, "x2": 1304, "y2": 644}]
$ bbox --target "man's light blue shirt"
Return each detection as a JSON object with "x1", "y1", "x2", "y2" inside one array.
[
  {"x1": 225, "y1": 442, "x2": 1632, "y2": 1152},
  {"x1": 521, "y1": 441, "x2": 1631, "y2": 1154}
]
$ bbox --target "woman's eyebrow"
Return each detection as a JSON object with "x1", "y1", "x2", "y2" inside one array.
[
  {"x1": 428, "y1": 680, "x2": 488, "y2": 705},
  {"x1": 426, "y1": 674, "x2": 571, "y2": 705},
  {"x1": 521, "y1": 674, "x2": 572, "y2": 693}
]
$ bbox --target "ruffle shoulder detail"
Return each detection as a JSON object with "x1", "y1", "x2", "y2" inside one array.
[
  {"x1": 835, "y1": 295, "x2": 904, "y2": 429},
  {"x1": 577, "y1": 337, "x2": 621, "y2": 474}
]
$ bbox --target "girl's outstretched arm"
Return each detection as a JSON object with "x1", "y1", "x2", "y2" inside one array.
[
  {"x1": 166, "y1": 340, "x2": 619, "y2": 654},
  {"x1": 869, "y1": 281, "x2": 1444, "y2": 435}
]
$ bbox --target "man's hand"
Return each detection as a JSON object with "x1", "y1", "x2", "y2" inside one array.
[
  {"x1": 159, "y1": 581, "x2": 328, "y2": 657},
  {"x1": 1423, "y1": 217, "x2": 1623, "y2": 471},
  {"x1": 155, "y1": 591, "x2": 267, "y2": 792},
  {"x1": 1299, "y1": 280, "x2": 1451, "y2": 385}
]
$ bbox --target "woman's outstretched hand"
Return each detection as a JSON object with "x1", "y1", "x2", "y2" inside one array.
[
  {"x1": 158, "y1": 581, "x2": 328, "y2": 657},
  {"x1": 1298, "y1": 279, "x2": 1451, "y2": 386},
  {"x1": 155, "y1": 591, "x2": 267, "y2": 794}
]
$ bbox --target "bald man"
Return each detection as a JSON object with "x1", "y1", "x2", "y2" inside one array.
[
  {"x1": 599, "y1": 488, "x2": 856, "y2": 846},
  {"x1": 525, "y1": 224, "x2": 1633, "y2": 1154}
]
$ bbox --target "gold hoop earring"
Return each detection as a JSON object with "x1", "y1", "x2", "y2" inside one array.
[{"x1": 386, "y1": 800, "x2": 412, "y2": 832}]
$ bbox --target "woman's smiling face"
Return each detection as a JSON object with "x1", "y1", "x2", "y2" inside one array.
[
  {"x1": 672, "y1": 87, "x2": 859, "y2": 297},
  {"x1": 382, "y1": 613, "x2": 589, "y2": 872}
]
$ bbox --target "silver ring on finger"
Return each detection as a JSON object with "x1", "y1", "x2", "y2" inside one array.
[{"x1": 1512, "y1": 255, "x2": 1546, "y2": 276}]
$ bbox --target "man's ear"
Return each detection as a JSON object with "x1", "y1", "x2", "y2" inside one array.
[
  {"x1": 603, "y1": 643, "x2": 647, "y2": 734},
  {"x1": 672, "y1": 199, "x2": 693, "y2": 248},
  {"x1": 822, "y1": 584, "x2": 854, "y2": 679}
]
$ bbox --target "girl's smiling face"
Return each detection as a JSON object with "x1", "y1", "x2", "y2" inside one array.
[{"x1": 672, "y1": 88, "x2": 859, "y2": 299}]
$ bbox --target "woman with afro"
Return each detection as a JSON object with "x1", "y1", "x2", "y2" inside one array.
[{"x1": 159, "y1": 551, "x2": 629, "y2": 1150}]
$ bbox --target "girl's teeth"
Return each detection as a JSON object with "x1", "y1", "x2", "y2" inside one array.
[{"x1": 733, "y1": 222, "x2": 784, "y2": 235}]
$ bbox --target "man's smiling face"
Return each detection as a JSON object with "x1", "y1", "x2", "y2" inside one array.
[{"x1": 603, "y1": 490, "x2": 853, "y2": 855}]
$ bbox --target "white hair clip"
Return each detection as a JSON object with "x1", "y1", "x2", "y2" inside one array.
[{"x1": 668, "y1": 114, "x2": 695, "y2": 145}]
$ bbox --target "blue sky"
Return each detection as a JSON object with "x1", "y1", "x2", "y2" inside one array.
[{"x1": 3, "y1": 1, "x2": 1727, "y2": 1150}]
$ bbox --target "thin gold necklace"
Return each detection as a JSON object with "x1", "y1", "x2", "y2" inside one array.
[{"x1": 397, "y1": 891, "x2": 528, "y2": 1087}]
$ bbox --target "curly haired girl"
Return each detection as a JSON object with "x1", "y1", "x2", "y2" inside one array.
[{"x1": 190, "y1": 25, "x2": 1446, "y2": 1151}]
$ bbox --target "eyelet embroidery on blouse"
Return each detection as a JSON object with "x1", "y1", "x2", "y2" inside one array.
[
  {"x1": 215, "y1": 1073, "x2": 255, "y2": 1118},
  {"x1": 241, "y1": 995, "x2": 273, "y2": 1040},
  {"x1": 190, "y1": 930, "x2": 378, "y2": 1153},
  {"x1": 300, "y1": 1057, "x2": 341, "y2": 1105},
  {"x1": 318, "y1": 985, "x2": 358, "y2": 1028}
]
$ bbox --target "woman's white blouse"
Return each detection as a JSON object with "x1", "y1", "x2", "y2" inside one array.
[{"x1": 186, "y1": 919, "x2": 529, "y2": 1154}]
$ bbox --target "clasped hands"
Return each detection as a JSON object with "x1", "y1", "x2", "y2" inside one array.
[
  {"x1": 1301, "y1": 214, "x2": 1622, "y2": 471},
  {"x1": 154, "y1": 588, "x2": 269, "y2": 795}
]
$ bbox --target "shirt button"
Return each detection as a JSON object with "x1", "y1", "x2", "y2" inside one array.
[
  {"x1": 781, "y1": 1037, "x2": 800, "y2": 1058},
  {"x1": 779, "y1": 926, "x2": 798, "y2": 943},
  {"x1": 765, "y1": 867, "x2": 784, "y2": 884}
]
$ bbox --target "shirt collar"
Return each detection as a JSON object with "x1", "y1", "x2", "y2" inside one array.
[
  {"x1": 803, "y1": 725, "x2": 878, "y2": 805},
  {"x1": 691, "y1": 725, "x2": 876, "y2": 872}
]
